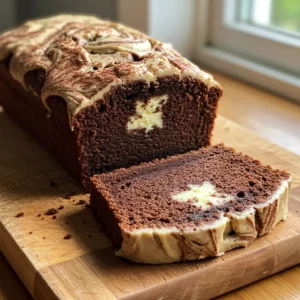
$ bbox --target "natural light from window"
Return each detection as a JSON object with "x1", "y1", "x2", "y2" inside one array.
[
  {"x1": 237, "y1": 0, "x2": 300, "y2": 36},
  {"x1": 196, "y1": 0, "x2": 300, "y2": 102}
]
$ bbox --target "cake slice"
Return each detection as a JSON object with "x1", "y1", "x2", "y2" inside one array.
[{"x1": 90, "y1": 144, "x2": 291, "y2": 264}]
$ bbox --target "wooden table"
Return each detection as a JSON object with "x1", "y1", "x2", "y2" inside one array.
[{"x1": 1, "y1": 72, "x2": 300, "y2": 299}]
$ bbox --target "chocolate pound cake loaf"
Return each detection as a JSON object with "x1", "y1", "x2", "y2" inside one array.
[
  {"x1": 0, "y1": 15, "x2": 222, "y2": 189},
  {"x1": 90, "y1": 144, "x2": 291, "y2": 264}
]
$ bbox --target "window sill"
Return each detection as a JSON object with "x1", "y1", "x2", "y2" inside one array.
[{"x1": 196, "y1": 46, "x2": 300, "y2": 103}]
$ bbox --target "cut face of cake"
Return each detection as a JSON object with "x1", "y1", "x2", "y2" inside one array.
[{"x1": 90, "y1": 144, "x2": 291, "y2": 264}]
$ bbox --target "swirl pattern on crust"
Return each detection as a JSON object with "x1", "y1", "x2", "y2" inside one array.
[{"x1": 0, "y1": 15, "x2": 219, "y2": 122}]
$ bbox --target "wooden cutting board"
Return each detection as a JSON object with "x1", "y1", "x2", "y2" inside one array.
[{"x1": 0, "y1": 111, "x2": 300, "y2": 300}]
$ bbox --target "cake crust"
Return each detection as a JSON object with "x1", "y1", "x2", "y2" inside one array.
[{"x1": 90, "y1": 145, "x2": 291, "y2": 264}]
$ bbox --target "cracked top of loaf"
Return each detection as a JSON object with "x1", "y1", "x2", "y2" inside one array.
[{"x1": 0, "y1": 15, "x2": 219, "y2": 119}]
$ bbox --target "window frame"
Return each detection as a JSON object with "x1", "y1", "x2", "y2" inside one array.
[{"x1": 195, "y1": 0, "x2": 300, "y2": 102}]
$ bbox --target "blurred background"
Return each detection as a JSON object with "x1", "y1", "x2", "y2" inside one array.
[
  {"x1": 2, "y1": 0, "x2": 300, "y2": 34},
  {"x1": 1, "y1": 0, "x2": 117, "y2": 32},
  {"x1": 1, "y1": 0, "x2": 300, "y2": 152},
  {"x1": 2, "y1": 0, "x2": 300, "y2": 33}
]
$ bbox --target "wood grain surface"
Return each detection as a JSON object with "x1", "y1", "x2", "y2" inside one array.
[{"x1": 1, "y1": 109, "x2": 300, "y2": 299}]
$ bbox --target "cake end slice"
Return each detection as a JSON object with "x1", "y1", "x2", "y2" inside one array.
[{"x1": 90, "y1": 144, "x2": 291, "y2": 264}]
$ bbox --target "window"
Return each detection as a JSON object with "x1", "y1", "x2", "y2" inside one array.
[
  {"x1": 195, "y1": 0, "x2": 300, "y2": 102},
  {"x1": 238, "y1": 0, "x2": 300, "y2": 36}
]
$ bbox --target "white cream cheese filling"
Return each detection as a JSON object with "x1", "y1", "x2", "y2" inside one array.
[
  {"x1": 127, "y1": 95, "x2": 168, "y2": 133},
  {"x1": 172, "y1": 182, "x2": 233, "y2": 209}
]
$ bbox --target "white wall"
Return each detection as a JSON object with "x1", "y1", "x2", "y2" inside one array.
[{"x1": 149, "y1": 0, "x2": 196, "y2": 58}]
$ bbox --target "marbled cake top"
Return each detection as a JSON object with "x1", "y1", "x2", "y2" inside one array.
[{"x1": 0, "y1": 15, "x2": 219, "y2": 121}]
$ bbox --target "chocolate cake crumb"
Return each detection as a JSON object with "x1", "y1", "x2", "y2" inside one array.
[
  {"x1": 58, "y1": 205, "x2": 64, "y2": 210},
  {"x1": 49, "y1": 180, "x2": 58, "y2": 188},
  {"x1": 45, "y1": 208, "x2": 58, "y2": 215},
  {"x1": 41, "y1": 218, "x2": 44, "y2": 220},
  {"x1": 37, "y1": 213, "x2": 41, "y2": 217},
  {"x1": 29, "y1": 231, "x2": 33, "y2": 234},
  {"x1": 64, "y1": 234, "x2": 72, "y2": 240},
  {"x1": 43, "y1": 237, "x2": 46, "y2": 239},
  {"x1": 88, "y1": 234, "x2": 92, "y2": 238},
  {"x1": 77, "y1": 200, "x2": 86, "y2": 205},
  {"x1": 16, "y1": 212, "x2": 24, "y2": 218},
  {"x1": 65, "y1": 222, "x2": 69, "y2": 225},
  {"x1": 52, "y1": 215, "x2": 57, "y2": 219}
]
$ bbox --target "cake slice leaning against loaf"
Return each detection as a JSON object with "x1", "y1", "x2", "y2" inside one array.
[
  {"x1": 0, "y1": 15, "x2": 222, "y2": 190},
  {"x1": 90, "y1": 144, "x2": 291, "y2": 264}
]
